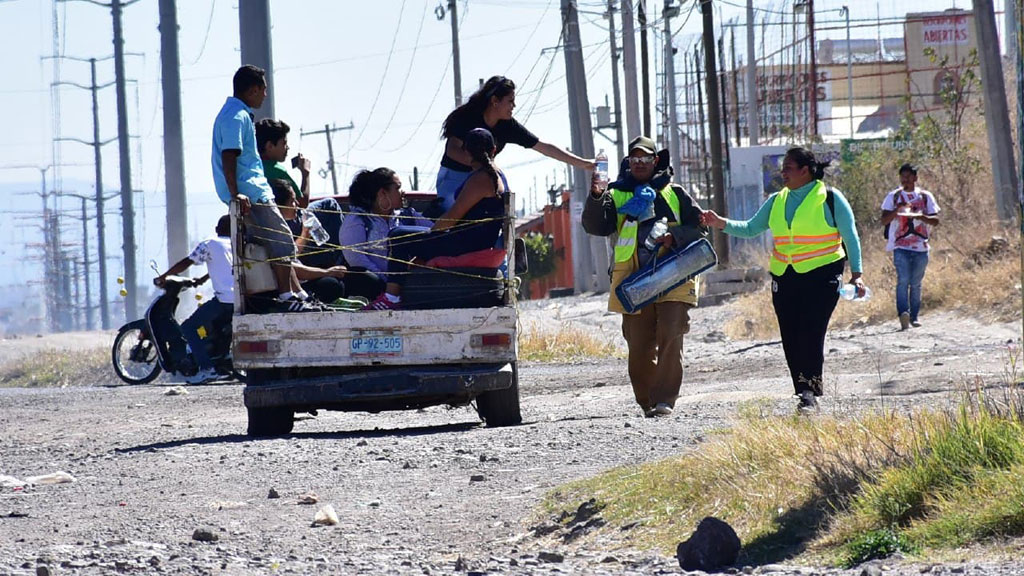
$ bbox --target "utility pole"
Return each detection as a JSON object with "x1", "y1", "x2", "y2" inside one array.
[
  {"x1": 620, "y1": 0, "x2": 642, "y2": 139},
  {"x1": 701, "y1": 0, "x2": 730, "y2": 266},
  {"x1": 300, "y1": 122, "x2": 355, "y2": 196},
  {"x1": 663, "y1": 2, "x2": 682, "y2": 182},
  {"x1": 448, "y1": 0, "x2": 463, "y2": 107},
  {"x1": 62, "y1": 194, "x2": 95, "y2": 331},
  {"x1": 695, "y1": 48, "x2": 710, "y2": 203},
  {"x1": 49, "y1": 55, "x2": 117, "y2": 329},
  {"x1": 730, "y1": 27, "x2": 742, "y2": 148},
  {"x1": 974, "y1": 0, "x2": 1020, "y2": 221},
  {"x1": 745, "y1": 0, "x2": 759, "y2": 145},
  {"x1": 638, "y1": 0, "x2": 652, "y2": 136},
  {"x1": 561, "y1": 0, "x2": 607, "y2": 293},
  {"x1": 111, "y1": 0, "x2": 140, "y2": 322},
  {"x1": 238, "y1": 0, "x2": 275, "y2": 120},
  {"x1": 806, "y1": 0, "x2": 818, "y2": 137},
  {"x1": 159, "y1": 0, "x2": 188, "y2": 271},
  {"x1": 607, "y1": 0, "x2": 625, "y2": 161},
  {"x1": 841, "y1": 5, "x2": 853, "y2": 137}
]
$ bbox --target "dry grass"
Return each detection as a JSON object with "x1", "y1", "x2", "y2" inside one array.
[
  {"x1": 540, "y1": 381, "x2": 1024, "y2": 566},
  {"x1": 518, "y1": 321, "x2": 623, "y2": 362},
  {"x1": 726, "y1": 229, "x2": 1021, "y2": 340},
  {"x1": 0, "y1": 348, "x2": 110, "y2": 388}
]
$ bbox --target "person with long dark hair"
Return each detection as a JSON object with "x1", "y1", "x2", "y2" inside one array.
[
  {"x1": 700, "y1": 147, "x2": 866, "y2": 412},
  {"x1": 435, "y1": 75, "x2": 594, "y2": 212},
  {"x1": 367, "y1": 128, "x2": 508, "y2": 310}
]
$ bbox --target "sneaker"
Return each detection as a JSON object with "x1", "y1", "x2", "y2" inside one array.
[
  {"x1": 899, "y1": 312, "x2": 911, "y2": 331},
  {"x1": 185, "y1": 367, "x2": 218, "y2": 384},
  {"x1": 304, "y1": 295, "x2": 333, "y2": 312},
  {"x1": 276, "y1": 296, "x2": 319, "y2": 313},
  {"x1": 363, "y1": 293, "x2": 400, "y2": 311},
  {"x1": 911, "y1": 319, "x2": 922, "y2": 328},
  {"x1": 652, "y1": 402, "x2": 673, "y2": 416},
  {"x1": 796, "y1": 390, "x2": 818, "y2": 412}
]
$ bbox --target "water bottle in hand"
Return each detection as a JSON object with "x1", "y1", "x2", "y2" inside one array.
[
  {"x1": 595, "y1": 149, "x2": 609, "y2": 186},
  {"x1": 303, "y1": 211, "x2": 330, "y2": 246},
  {"x1": 838, "y1": 283, "x2": 872, "y2": 301},
  {"x1": 644, "y1": 217, "x2": 669, "y2": 251}
]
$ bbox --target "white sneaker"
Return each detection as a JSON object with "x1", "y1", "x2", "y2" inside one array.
[
  {"x1": 653, "y1": 402, "x2": 673, "y2": 416},
  {"x1": 185, "y1": 368, "x2": 218, "y2": 384}
]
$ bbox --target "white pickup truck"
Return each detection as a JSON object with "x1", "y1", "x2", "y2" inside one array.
[{"x1": 228, "y1": 201, "x2": 523, "y2": 437}]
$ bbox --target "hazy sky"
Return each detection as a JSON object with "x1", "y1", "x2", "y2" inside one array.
[{"x1": 0, "y1": 0, "x2": 987, "y2": 293}]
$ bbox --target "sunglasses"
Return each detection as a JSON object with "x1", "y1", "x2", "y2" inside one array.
[{"x1": 627, "y1": 155, "x2": 657, "y2": 166}]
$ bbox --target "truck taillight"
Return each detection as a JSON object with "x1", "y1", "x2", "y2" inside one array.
[
  {"x1": 471, "y1": 333, "x2": 512, "y2": 347},
  {"x1": 236, "y1": 340, "x2": 279, "y2": 354}
]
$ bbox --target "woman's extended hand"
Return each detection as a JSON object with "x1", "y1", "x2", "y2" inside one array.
[
  {"x1": 589, "y1": 173, "x2": 605, "y2": 198},
  {"x1": 699, "y1": 209, "x2": 726, "y2": 230}
]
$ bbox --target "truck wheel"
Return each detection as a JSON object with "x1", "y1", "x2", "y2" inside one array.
[
  {"x1": 476, "y1": 363, "x2": 522, "y2": 427},
  {"x1": 246, "y1": 407, "x2": 294, "y2": 437}
]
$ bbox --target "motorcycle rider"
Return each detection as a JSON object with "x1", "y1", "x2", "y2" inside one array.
[{"x1": 155, "y1": 215, "x2": 234, "y2": 384}]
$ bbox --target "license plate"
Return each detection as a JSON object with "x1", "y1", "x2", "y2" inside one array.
[{"x1": 350, "y1": 333, "x2": 403, "y2": 357}]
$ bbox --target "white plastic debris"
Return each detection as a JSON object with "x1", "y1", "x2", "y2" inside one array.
[
  {"x1": 25, "y1": 471, "x2": 76, "y2": 485},
  {"x1": 164, "y1": 386, "x2": 189, "y2": 396},
  {"x1": 0, "y1": 474, "x2": 25, "y2": 488},
  {"x1": 312, "y1": 504, "x2": 339, "y2": 526}
]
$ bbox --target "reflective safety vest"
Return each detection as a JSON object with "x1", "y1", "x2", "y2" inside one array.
[
  {"x1": 768, "y1": 181, "x2": 845, "y2": 275},
  {"x1": 610, "y1": 185, "x2": 680, "y2": 262}
]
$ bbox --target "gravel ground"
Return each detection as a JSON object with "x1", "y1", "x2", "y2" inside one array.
[{"x1": 0, "y1": 294, "x2": 1021, "y2": 575}]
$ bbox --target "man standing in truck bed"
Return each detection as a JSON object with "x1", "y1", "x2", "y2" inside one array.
[{"x1": 211, "y1": 64, "x2": 318, "y2": 313}]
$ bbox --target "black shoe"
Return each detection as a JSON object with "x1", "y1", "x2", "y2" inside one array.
[
  {"x1": 276, "y1": 296, "x2": 319, "y2": 313},
  {"x1": 304, "y1": 295, "x2": 333, "y2": 312},
  {"x1": 796, "y1": 390, "x2": 818, "y2": 413}
]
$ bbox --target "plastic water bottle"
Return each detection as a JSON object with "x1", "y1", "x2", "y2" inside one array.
[
  {"x1": 644, "y1": 217, "x2": 669, "y2": 251},
  {"x1": 838, "y1": 283, "x2": 872, "y2": 302},
  {"x1": 595, "y1": 149, "x2": 609, "y2": 186},
  {"x1": 303, "y1": 211, "x2": 330, "y2": 246}
]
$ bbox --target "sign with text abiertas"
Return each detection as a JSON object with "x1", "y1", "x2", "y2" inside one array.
[{"x1": 921, "y1": 14, "x2": 969, "y2": 46}]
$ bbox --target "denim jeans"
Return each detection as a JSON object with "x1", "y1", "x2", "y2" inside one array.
[
  {"x1": 893, "y1": 248, "x2": 929, "y2": 321},
  {"x1": 181, "y1": 299, "x2": 233, "y2": 370},
  {"x1": 435, "y1": 167, "x2": 472, "y2": 212}
]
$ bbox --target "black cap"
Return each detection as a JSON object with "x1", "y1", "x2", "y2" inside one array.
[{"x1": 463, "y1": 128, "x2": 496, "y2": 155}]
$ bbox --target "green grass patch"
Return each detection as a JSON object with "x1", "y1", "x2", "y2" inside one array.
[
  {"x1": 538, "y1": 396, "x2": 1024, "y2": 567},
  {"x1": 0, "y1": 348, "x2": 110, "y2": 387},
  {"x1": 518, "y1": 322, "x2": 623, "y2": 362}
]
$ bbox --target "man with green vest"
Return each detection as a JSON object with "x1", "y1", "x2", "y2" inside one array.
[{"x1": 582, "y1": 136, "x2": 707, "y2": 418}]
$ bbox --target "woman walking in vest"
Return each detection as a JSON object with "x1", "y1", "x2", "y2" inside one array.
[
  {"x1": 701, "y1": 147, "x2": 866, "y2": 412},
  {"x1": 583, "y1": 136, "x2": 707, "y2": 418}
]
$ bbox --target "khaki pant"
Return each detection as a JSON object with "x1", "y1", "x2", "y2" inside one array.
[{"x1": 620, "y1": 301, "x2": 692, "y2": 410}]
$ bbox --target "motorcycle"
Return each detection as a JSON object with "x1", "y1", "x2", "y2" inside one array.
[{"x1": 110, "y1": 260, "x2": 236, "y2": 385}]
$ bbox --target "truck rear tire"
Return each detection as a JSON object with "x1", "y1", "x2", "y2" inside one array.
[
  {"x1": 246, "y1": 406, "x2": 294, "y2": 437},
  {"x1": 476, "y1": 363, "x2": 522, "y2": 427}
]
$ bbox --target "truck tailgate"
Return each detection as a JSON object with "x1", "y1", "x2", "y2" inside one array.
[{"x1": 232, "y1": 307, "x2": 517, "y2": 369}]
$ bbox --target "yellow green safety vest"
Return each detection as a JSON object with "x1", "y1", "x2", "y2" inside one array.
[
  {"x1": 768, "y1": 181, "x2": 845, "y2": 275},
  {"x1": 610, "y1": 184, "x2": 680, "y2": 262}
]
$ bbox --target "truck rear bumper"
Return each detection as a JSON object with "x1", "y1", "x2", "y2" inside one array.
[{"x1": 243, "y1": 363, "x2": 513, "y2": 412}]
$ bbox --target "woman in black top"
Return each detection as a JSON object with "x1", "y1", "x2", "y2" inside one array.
[{"x1": 435, "y1": 75, "x2": 595, "y2": 212}]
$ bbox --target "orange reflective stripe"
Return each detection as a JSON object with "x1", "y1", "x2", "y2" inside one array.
[
  {"x1": 772, "y1": 243, "x2": 841, "y2": 263},
  {"x1": 774, "y1": 232, "x2": 841, "y2": 246}
]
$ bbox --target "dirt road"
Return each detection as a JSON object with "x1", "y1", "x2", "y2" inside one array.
[{"x1": 0, "y1": 295, "x2": 1020, "y2": 575}]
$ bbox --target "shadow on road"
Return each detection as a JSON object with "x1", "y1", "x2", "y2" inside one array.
[{"x1": 115, "y1": 421, "x2": 483, "y2": 453}]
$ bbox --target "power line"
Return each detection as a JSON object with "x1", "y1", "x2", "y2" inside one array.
[
  {"x1": 357, "y1": 1, "x2": 429, "y2": 151},
  {"x1": 347, "y1": 0, "x2": 407, "y2": 150}
]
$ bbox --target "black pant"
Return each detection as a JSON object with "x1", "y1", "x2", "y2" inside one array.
[
  {"x1": 302, "y1": 268, "x2": 385, "y2": 303},
  {"x1": 771, "y1": 259, "x2": 844, "y2": 396}
]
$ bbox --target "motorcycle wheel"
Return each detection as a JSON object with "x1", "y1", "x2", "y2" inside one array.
[{"x1": 111, "y1": 320, "x2": 163, "y2": 384}]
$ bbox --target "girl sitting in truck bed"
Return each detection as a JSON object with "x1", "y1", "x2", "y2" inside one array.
[{"x1": 364, "y1": 127, "x2": 507, "y2": 311}]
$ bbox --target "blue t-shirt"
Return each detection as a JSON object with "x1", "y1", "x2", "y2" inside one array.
[{"x1": 211, "y1": 97, "x2": 272, "y2": 205}]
